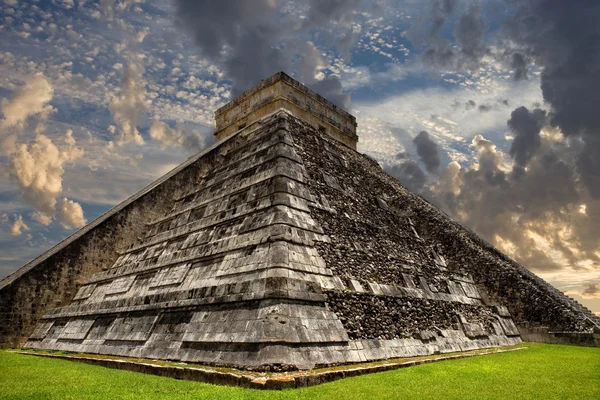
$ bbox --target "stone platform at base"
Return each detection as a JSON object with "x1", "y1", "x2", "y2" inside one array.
[{"x1": 15, "y1": 345, "x2": 526, "y2": 390}]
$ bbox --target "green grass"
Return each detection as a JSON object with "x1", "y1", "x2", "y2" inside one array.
[{"x1": 1, "y1": 344, "x2": 599, "y2": 399}]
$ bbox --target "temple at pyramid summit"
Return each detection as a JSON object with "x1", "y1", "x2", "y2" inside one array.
[{"x1": 1, "y1": 72, "x2": 598, "y2": 370}]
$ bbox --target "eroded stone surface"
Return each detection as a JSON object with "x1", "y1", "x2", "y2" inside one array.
[
  {"x1": 6, "y1": 74, "x2": 598, "y2": 368},
  {"x1": 20, "y1": 111, "x2": 526, "y2": 370}
]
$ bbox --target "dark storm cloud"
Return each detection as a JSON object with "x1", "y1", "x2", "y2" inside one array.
[
  {"x1": 429, "y1": 135, "x2": 582, "y2": 271},
  {"x1": 389, "y1": 126, "x2": 410, "y2": 143},
  {"x1": 503, "y1": 0, "x2": 600, "y2": 135},
  {"x1": 173, "y1": 0, "x2": 367, "y2": 108},
  {"x1": 582, "y1": 283, "x2": 600, "y2": 298},
  {"x1": 500, "y1": 0, "x2": 600, "y2": 198},
  {"x1": 303, "y1": 0, "x2": 377, "y2": 60},
  {"x1": 511, "y1": 52, "x2": 528, "y2": 81},
  {"x1": 578, "y1": 135, "x2": 600, "y2": 198},
  {"x1": 478, "y1": 104, "x2": 491, "y2": 113},
  {"x1": 310, "y1": 75, "x2": 351, "y2": 111},
  {"x1": 409, "y1": 0, "x2": 600, "y2": 272},
  {"x1": 386, "y1": 131, "x2": 444, "y2": 193},
  {"x1": 413, "y1": 131, "x2": 441, "y2": 173},
  {"x1": 507, "y1": 106, "x2": 546, "y2": 167},
  {"x1": 415, "y1": 1, "x2": 488, "y2": 70},
  {"x1": 385, "y1": 159, "x2": 428, "y2": 193},
  {"x1": 430, "y1": 0, "x2": 459, "y2": 34},
  {"x1": 453, "y1": 3, "x2": 487, "y2": 67},
  {"x1": 174, "y1": 0, "x2": 286, "y2": 96}
]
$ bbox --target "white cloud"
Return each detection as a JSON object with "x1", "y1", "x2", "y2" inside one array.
[
  {"x1": 8, "y1": 130, "x2": 84, "y2": 225},
  {"x1": 57, "y1": 197, "x2": 86, "y2": 229},
  {"x1": 109, "y1": 63, "x2": 148, "y2": 145},
  {"x1": 0, "y1": 73, "x2": 54, "y2": 132},
  {"x1": 355, "y1": 71, "x2": 544, "y2": 164},
  {"x1": 149, "y1": 117, "x2": 204, "y2": 150},
  {"x1": 31, "y1": 210, "x2": 53, "y2": 226},
  {"x1": 10, "y1": 214, "x2": 29, "y2": 236}
]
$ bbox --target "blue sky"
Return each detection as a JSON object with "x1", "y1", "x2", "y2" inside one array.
[{"x1": 0, "y1": 0, "x2": 598, "y2": 315}]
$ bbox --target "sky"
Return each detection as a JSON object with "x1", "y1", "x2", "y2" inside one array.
[{"x1": 0, "y1": 0, "x2": 599, "y2": 316}]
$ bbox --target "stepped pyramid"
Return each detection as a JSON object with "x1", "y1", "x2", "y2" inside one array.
[{"x1": 22, "y1": 72, "x2": 598, "y2": 370}]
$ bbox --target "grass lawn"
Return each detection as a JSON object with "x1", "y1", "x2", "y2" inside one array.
[{"x1": 1, "y1": 343, "x2": 598, "y2": 399}]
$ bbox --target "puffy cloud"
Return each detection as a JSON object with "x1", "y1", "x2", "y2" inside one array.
[
  {"x1": 0, "y1": 73, "x2": 54, "y2": 132},
  {"x1": 0, "y1": 74, "x2": 85, "y2": 231},
  {"x1": 413, "y1": 131, "x2": 441, "y2": 173},
  {"x1": 428, "y1": 133, "x2": 586, "y2": 272},
  {"x1": 109, "y1": 63, "x2": 147, "y2": 145},
  {"x1": 31, "y1": 211, "x2": 53, "y2": 226},
  {"x1": 149, "y1": 117, "x2": 204, "y2": 151},
  {"x1": 8, "y1": 130, "x2": 84, "y2": 227},
  {"x1": 385, "y1": 158, "x2": 427, "y2": 193},
  {"x1": 57, "y1": 197, "x2": 86, "y2": 229},
  {"x1": 582, "y1": 283, "x2": 600, "y2": 299},
  {"x1": 10, "y1": 215, "x2": 30, "y2": 236},
  {"x1": 11, "y1": 134, "x2": 64, "y2": 216},
  {"x1": 507, "y1": 106, "x2": 546, "y2": 168},
  {"x1": 511, "y1": 52, "x2": 528, "y2": 81}
]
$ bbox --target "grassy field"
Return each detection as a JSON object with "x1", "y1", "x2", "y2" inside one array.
[{"x1": 1, "y1": 343, "x2": 599, "y2": 399}]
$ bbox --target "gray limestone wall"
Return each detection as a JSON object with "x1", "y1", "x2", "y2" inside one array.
[
  {"x1": 518, "y1": 325, "x2": 600, "y2": 347},
  {"x1": 0, "y1": 138, "x2": 231, "y2": 347}
]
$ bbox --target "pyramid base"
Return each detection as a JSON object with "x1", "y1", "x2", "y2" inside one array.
[
  {"x1": 18, "y1": 345, "x2": 527, "y2": 388},
  {"x1": 26, "y1": 334, "x2": 520, "y2": 371}
]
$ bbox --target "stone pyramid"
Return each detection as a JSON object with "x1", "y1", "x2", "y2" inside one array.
[{"x1": 21, "y1": 72, "x2": 598, "y2": 370}]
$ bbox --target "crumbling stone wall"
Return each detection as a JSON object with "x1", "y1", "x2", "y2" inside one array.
[
  {"x1": 326, "y1": 291, "x2": 498, "y2": 340},
  {"x1": 289, "y1": 117, "x2": 598, "y2": 334},
  {"x1": 0, "y1": 140, "x2": 234, "y2": 347},
  {"x1": 411, "y1": 214, "x2": 598, "y2": 331}
]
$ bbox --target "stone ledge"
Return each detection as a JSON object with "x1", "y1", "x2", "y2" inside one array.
[
  {"x1": 15, "y1": 345, "x2": 526, "y2": 390},
  {"x1": 518, "y1": 325, "x2": 600, "y2": 347}
]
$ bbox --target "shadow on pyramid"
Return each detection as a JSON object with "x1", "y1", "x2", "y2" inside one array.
[{"x1": 17, "y1": 72, "x2": 599, "y2": 371}]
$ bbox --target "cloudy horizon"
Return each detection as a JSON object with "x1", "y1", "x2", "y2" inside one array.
[{"x1": 0, "y1": 0, "x2": 598, "y2": 316}]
